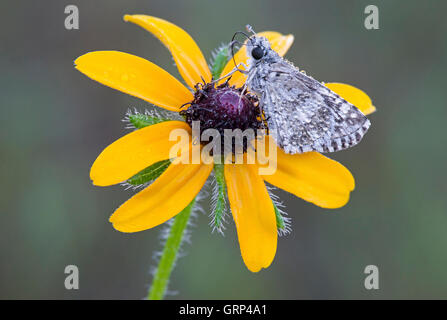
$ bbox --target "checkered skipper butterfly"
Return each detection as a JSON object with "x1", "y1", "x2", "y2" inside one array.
[{"x1": 235, "y1": 26, "x2": 371, "y2": 154}]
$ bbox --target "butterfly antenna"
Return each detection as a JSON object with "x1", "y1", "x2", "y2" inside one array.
[
  {"x1": 230, "y1": 31, "x2": 250, "y2": 70},
  {"x1": 230, "y1": 40, "x2": 242, "y2": 70},
  {"x1": 245, "y1": 25, "x2": 256, "y2": 36}
]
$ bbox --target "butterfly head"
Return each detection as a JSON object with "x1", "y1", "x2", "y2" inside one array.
[
  {"x1": 246, "y1": 36, "x2": 271, "y2": 61},
  {"x1": 243, "y1": 25, "x2": 277, "y2": 65},
  {"x1": 230, "y1": 25, "x2": 276, "y2": 71}
]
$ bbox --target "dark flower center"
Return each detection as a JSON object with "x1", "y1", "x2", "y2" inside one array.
[{"x1": 180, "y1": 81, "x2": 265, "y2": 155}]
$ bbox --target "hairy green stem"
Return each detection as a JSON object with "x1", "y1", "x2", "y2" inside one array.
[
  {"x1": 212, "y1": 163, "x2": 227, "y2": 231},
  {"x1": 146, "y1": 43, "x2": 230, "y2": 300},
  {"x1": 147, "y1": 199, "x2": 195, "y2": 300}
]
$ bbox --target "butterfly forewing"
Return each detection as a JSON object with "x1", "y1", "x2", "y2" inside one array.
[{"x1": 251, "y1": 59, "x2": 370, "y2": 154}]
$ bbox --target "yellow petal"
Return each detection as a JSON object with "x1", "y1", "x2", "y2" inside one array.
[
  {"x1": 90, "y1": 121, "x2": 190, "y2": 186},
  {"x1": 124, "y1": 15, "x2": 211, "y2": 89},
  {"x1": 219, "y1": 31, "x2": 294, "y2": 87},
  {"x1": 75, "y1": 51, "x2": 192, "y2": 111},
  {"x1": 325, "y1": 82, "x2": 376, "y2": 115},
  {"x1": 110, "y1": 161, "x2": 213, "y2": 232},
  {"x1": 269, "y1": 32, "x2": 295, "y2": 57},
  {"x1": 260, "y1": 146, "x2": 355, "y2": 209},
  {"x1": 225, "y1": 163, "x2": 277, "y2": 272}
]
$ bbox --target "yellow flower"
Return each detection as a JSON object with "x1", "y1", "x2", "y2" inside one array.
[{"x1": 75, "y1": 15, "x2": 375, "y2": 272}]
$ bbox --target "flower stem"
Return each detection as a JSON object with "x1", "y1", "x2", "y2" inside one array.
[{"x1": 147, "y1": 199, "x2": 195, "y2": 300}]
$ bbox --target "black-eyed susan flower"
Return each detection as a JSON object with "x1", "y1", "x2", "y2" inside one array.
[{"x1": 75, "y1": 15, "x2": 375, "y2": 274}]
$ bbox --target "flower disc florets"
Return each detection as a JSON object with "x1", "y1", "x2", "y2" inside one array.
[{"x1": 180, "y1": 81, "x2": 265, "y2": 155}]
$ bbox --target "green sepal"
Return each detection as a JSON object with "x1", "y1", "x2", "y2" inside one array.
[
  {"x1": 273, "y1": 202, "x2": 286, "y2": 231},
  {"x1": 127, "y1": 159, "x2": 171, "y2": 186},
  {"x1": 128, "y1": 113, "x2": 170, "y2": 129},
  {"x1": 211, "y1": 45, "x2": 230, "y2": 80}
]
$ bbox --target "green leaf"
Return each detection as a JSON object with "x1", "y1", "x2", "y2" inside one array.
[
  {"x1": 128, "y1": 113, "x2": 170, "y2": 129},
  {"x1": 127, "y1": 159, "x2": 171, "y2": 186},
  {"x1": 211, "y1": 45, "x2": 230, "y2": 79},
  {"x1": 211, "y1": 163, "x2": 227, "y2": 231}
]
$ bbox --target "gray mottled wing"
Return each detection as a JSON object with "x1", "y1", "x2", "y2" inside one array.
[{"x1": 260, "y1": 61, "x2": 370, "y2": 154}]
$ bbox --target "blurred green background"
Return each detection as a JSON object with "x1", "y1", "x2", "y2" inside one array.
[{"x1": 1, "y1": 0, "x2": 446, "y2": 299}]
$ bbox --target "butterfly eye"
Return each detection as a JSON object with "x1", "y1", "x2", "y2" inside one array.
[{"x1": 251, "y1": 46, "x2": 264, "y2": 60}]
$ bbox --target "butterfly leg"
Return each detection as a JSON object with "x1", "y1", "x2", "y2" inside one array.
[
  {"x1": 237, "y1": 83, "x2": 248, "y2": 107},
  {"x1": 211, "y1": 63, "x2": 248, "y2": 83}
]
